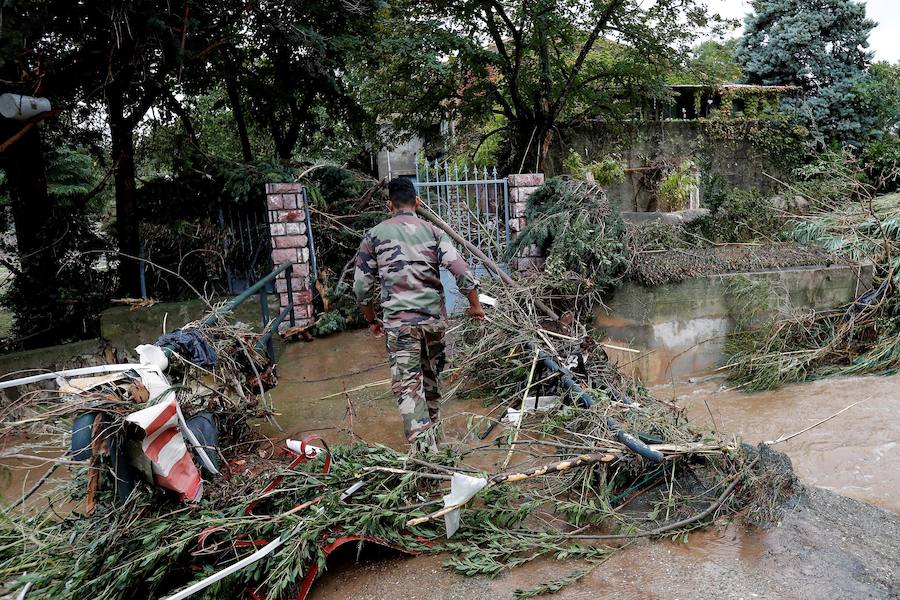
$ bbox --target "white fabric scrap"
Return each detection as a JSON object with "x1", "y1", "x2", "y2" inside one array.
[
  {"x1": 503, "y1": 407, "x2": 522, "y2": 424},
  {"x1": 523, "y1": 395, "x2": 561, "y2": 412},
  {"x1": 443, "y1": 473, "x2": 488, "y2": 538},
  {"x1": 478, "y1": 294, "x2": 497, "y2": 308},
  {"x1": 136, "y1": 343, "x2": 169, "y2": 372}
]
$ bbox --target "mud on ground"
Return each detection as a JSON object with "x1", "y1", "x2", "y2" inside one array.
[{"x1": 308, "y1": 482, "x2": 899, "y2": 600}]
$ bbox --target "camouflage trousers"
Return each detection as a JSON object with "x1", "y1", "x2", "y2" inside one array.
[{"x1": 385, "y1": 323, "x2": 447, "y2": 441}]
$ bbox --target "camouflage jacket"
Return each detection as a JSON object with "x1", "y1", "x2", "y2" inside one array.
[{"x1": 353, "y1": 210, "x2": 478, "y2": 329}]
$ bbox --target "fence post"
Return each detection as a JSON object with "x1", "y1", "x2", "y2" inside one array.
[
  {"x1": 506, "y1": 173, "x2": 545, "y2": 271},
  {"x1": 265, "y1": 183, "x2": 314, "y2": 329}
]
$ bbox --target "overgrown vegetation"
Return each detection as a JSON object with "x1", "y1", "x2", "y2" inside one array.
[
  {"x1": 507, "y1": 178, "x2": 628, "y2": 306},
  {"x1": 656, "y1": 161, "x2": 695, "y2": 211},
  {"x1": 563, "y1": 152, "x2": 625, "y2": 187},
  {"x1": 724, "y1": 171, "x2": 900, "y2": 390}
]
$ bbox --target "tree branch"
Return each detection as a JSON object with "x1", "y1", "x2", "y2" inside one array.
[{"x1": 549, "y1": 0, "x2": 627, "y2": 119}]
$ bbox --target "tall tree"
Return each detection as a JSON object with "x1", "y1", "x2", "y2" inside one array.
[
  {"x1": 735, "y1": 0, "x2": 876, "y2": 145},
  {"x1": 89, "y1": 2, "x2": 235, "y2": 296},
  {"x1": 226, "y1": 1, "x2": 379, "y2": 162},
  {"x1": 0, "y1": 1, "x2": 80, "y2": 346},
  {"x1": 363, "y1": 0, "x2": 730, "y2": 171}
]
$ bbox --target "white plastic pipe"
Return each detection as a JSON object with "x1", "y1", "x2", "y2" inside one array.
[
  {"x1": 0, "y1": 94, "x2": 51, "y2": 121},
  {"x1": 164, "y1": 521, "x2": 305, "y2": 600},
  {"x1": 0, "y1": 364, "x2": 146, "y2": 390}
]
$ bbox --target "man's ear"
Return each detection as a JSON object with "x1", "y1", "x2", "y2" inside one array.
[
  {"x1": 387, "y1": 199, "x2": 395, "y2": 212},
  {"x1": 415, "y1": 196, "x2": 422, "y2": 209}
]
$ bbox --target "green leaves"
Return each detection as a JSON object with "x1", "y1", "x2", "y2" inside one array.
[{"x1": 735, "y1": 0, "x2": 877, "y2": 145}]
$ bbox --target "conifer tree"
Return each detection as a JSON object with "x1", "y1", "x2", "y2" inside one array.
[{"x1": 736, "y1": 0, "x2": 876, "y2": 145}]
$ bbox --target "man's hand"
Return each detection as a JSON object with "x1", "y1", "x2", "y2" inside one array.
[
  {"x1": 467, "y1": 305, "x2": 485, "y2": 321},
  {"x1": 360, "y1": 302, "x2": 384, "y2": 336},
  {"x1": 369, "y1": 319, "x2": 384, "y2": 337},
  {"x1": 464, "y1": 288, "x2": 486, "y2": 321}
]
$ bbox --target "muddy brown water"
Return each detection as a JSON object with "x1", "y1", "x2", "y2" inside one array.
[
  {"x1": 654, "y1": 374, "x2": 900, "y2": 515},
  {"x1": 2, "y1": 330, "x2": 897, "y2": 597},
  {"x1": 271, "y1": 329, "x2": 900, "y2": 515},
  {"x1": 270, "y1": 331, "x2": 900, "y2": 599}
]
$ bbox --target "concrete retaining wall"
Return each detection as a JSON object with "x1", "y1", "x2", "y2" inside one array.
[
  {"x1": 99, "y1": 297, "x2": 279, "y2": 353},
  {"x1": 595, "y1": 264, "x2": 873, "y2": 384},
  {"x1": 546, "y1": 121, "x2": 787, "y2": 212}
]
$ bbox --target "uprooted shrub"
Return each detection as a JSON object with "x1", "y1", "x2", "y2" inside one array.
[
  {"x1": 698, "y1": 189, "x2": 785, "y2": 243},
  {"x1": 506, "y1": 177, "x2": 629, "y2": 306}
]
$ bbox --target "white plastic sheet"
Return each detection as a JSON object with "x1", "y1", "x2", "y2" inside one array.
[{"x1": 443, "y1": 473, "x2": 488, "y2": 538}]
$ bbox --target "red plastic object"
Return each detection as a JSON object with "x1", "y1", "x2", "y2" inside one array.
[
  {"x1": 295, "y1": 535, "x2": 425, "y2": 600},
  {"x1": 245, "y1": 435, "x2": 331, "y2": 515}
]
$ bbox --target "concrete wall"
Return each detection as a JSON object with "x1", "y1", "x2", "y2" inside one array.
[
  {"x1": 0, "y1": 338, "x2": 103, "y2": 378},
  {"x1": 596, "y1": 264, "x2": 874, "y2": 385},
  {"x1": 99, "y1": 297, "x2": 279, "y2": 353},
  {"x1": 376, "y1": 137, "x2": 424, "y2": 180},
  {"x1": 549, "y1": 120, "x2": 787, "y2": 212}
]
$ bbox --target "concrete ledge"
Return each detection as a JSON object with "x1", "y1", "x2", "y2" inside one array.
[
  {"x1": 0, "y1": 338, "x2": 102, "y2": 377},
  {"x1": 595, "y1": 263, "x2": 874, "y2": 384},
  {"x1": 622, "y1": 209, "x2": 710, "y2": 225},
  {"x1": 100, "y1": 296, "x2": 280, "y2": 352}
]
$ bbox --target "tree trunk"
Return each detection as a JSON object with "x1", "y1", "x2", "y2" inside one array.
[
  {"x1": 107, "y1": 88, "x2": 143, "y2": 298},
  {"x1": 225, "y1": 77, "x2": 253, "y2": 163},
  {"x1": 508, "y1": 117, "x2": 553, "y2": 174},
  {"x1": 0, "y1": 120, "x2": 59, "y2": 347}
]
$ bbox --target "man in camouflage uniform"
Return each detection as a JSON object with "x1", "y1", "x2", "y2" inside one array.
[{"x1": 353, "y1": 178, "x2": 484, "y2": 443}]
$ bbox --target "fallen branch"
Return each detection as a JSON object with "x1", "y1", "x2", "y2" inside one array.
[
  {"x1": 406, "y1": 453, "x2": 617, "y2": 528},
  {"x1": 561, "y1": 458, "x2": 758, "y2": 540},
  {"x1": 765, "y1": 397, "x2": 870, "y2": 445}
]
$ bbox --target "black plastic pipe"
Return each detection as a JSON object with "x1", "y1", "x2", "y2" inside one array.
[
  {"x1": 415, "y1": 204, "x2": 662, "y2": 463},
  {"x1": 533, "y1": 347, "x2": 664, "y2": 463}
]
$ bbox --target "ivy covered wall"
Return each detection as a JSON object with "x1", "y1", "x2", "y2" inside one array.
[{"x1": 548, "y1": 117, "x2": 807, "y2": 212}]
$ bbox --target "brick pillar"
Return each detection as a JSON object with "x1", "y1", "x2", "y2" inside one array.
[
  {"x1": 265, "y1": 183, "x2": 314, "y2": 328},
  {"x1": 507, "y1": 173, "x2": 545, "y2": 271}
]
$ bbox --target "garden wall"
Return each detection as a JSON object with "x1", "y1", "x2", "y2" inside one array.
[
  {"x1": 595, "y1": 263, "x2": 874, "y2": 385},
  {"x1": 547, "y1": 120, "x2": 795, "y2": 211}
]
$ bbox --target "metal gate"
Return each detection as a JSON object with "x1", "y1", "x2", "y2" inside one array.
[
  {"x1": 414, "y1": 157, "x2": 510, "y2": 264},
  {"x1": 219, "y1": 201, "x2": 274, "y2": 294}
]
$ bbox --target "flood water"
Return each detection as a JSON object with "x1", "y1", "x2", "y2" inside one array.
[
  {"x1": 271, "y1": 329, "x2": 900, "y2": 515},
  {"x1": 270, "y1": 330, "x2": 900, "y2": 599},
  {"x1": 2, "y1": 329, "x2": 897, "y2": 597},
  {"x1": 654, "y1": 374, "x2": 900, "y2": 515}
]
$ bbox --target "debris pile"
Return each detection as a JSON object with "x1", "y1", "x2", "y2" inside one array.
[
  {"x1": 725, "y1": 193, "x2": 900, "y2": 390},
  {"x1": 627, "y1": 241, "x2": 841, "y2": 287},
  {"x1": 506, "y1": 177, "x2": 628, "y2": 303},
  {"x1": 0, "y1": 186, "x2": 793, "y2": 598}
]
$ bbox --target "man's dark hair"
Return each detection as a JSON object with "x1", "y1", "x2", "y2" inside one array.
[{"x1": 388, "y1": 177, "x2": 417, "y2": 207}]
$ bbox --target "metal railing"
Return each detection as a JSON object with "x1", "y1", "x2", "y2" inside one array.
[
  {"x1": 200, "y1": 262, "x2": 295, "y2": 362},
  {"x1": 414, "y1": 157, "x2": 510, "y2": 264},
  {"x1": 219, "y1": 202, "x2": 274, "y2": 295}
]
